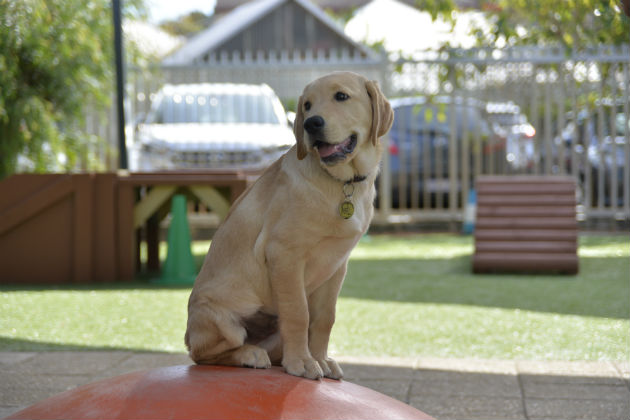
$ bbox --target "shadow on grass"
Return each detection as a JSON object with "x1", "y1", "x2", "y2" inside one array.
[
  {"x1": 0, "y1": 254, "x2": 205, "y2": 292},
  {"x1": 0, "y1": 337, "x2": 181, "y2": 353},
  {"x1": 2, "y1": 251, "x2": 627, "y2": 320},
  {"x1": 0, "y1": 281, "x2": 193, "y2": 292},
  {"x1": 342, "y1": 255, "x2": 630, "y2": 320}
]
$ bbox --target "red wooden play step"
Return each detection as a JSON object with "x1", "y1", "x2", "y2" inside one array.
[{"x1": 472, "y1": 176, "x2": 579, "y2": 274}]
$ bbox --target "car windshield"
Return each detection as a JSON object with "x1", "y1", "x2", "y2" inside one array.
[
  {"x1": 153, "y1": 93, "x2": 281, "y2": 124},
  {"x1": 393, "y1": 103, "x2": 489, "y2": 136}
]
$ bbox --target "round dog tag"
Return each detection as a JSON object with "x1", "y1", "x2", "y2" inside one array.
[{"x1": 339, "y1": 201, "x2": 354, "y2": 219}]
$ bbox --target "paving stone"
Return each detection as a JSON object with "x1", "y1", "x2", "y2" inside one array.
[
  {"x1": 526, "y1": 397, "x2": 630, "y2": 420},
  {"x1": 2, "y1": 352, "x2": 627, "y2": 420},
  {"x1": 10, "y1": 351, "x2": 132, "y2": 375},
  {"x1": 516, "y1": 360, "x2": 620, "y2": 377},
  {"x1": 339, "y1": 360, "x2": 415, "y2": 381},
  {"x1": 0, "y1": 353, "x2": 36, "y2": 366},
  {"x1": 336, "y1": 355, "x2": 418, "y2": 368},
  {"x1": 417, "y1": 358, "x2": 517, "y2": 375},
  {"x1": 90, "y1": 352, "x2": 191, "y2": 381},
  {"x1": 348, "y1": 378, "x2": 411, "y2": 403},
  {"x1": 409, "y1": 394, "x2": 526, "y2": 420},
  {"x1": 522, "y1": 379, "x2": 630, "y2": 400},
  {"x1": 412, "y1": 370, "x2": 522, "y2": 398},
  {"x1": 0, "y1": 406, "x2": 27, "y2": 419},
  {"x1": 0, "y1": 373, "x2": 93, "y2": 393},
  {"x1": 519, "y1": 372, "x2": 627, "y2": 386},
  {"x1": 0, "y1": 374, "x2": 93, "y2": 406}
]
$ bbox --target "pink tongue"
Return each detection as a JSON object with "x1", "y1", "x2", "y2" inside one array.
[{"x1": 318, "y1": 138, "x2": 349, "y2": 158}]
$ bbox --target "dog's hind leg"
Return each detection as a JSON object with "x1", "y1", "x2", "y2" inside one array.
[
  {"x1": 185, "y1": 304, "x2": 271, "y2": 368},
  {"x1": 192, "y1": 343, "x2": 272, "y2": 369},
  {"x1": 198, "y1": 344, "x2": 271, "y2": 368},
  {"x1": 257, "y1": 332, "x2": 283, "y2": 366}
]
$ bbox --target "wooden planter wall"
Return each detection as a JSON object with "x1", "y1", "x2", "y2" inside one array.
[{"x1": 0, "y1": 172, "x2": 255, "y2": 285}]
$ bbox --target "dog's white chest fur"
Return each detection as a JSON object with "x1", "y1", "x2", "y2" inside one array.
[
  {"x1": 303, "y1": 235, "x2": 357, "y2": 293},
  {"x1": 302, "y1": 188, "x2": 372, "y2": 293}
]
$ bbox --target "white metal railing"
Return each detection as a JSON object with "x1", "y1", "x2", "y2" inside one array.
[
  {"x1": 376, "y1": 45, "x2": 630, "y2": 224},
  {"x1": 87, "y1": 45, "x2": 629, "y2": 224}
]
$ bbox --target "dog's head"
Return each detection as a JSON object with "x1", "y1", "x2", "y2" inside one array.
[{"x1": 293, "y1": 72, "x2": 393, "y2": 180}]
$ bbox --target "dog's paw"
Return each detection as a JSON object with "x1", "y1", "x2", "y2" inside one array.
[
  {"x1": 283, "y1": 356, "x2": 324, "y2": 380},
  {"x1": 316, "y1": 357, "x2": 343, "y2": 380},
  {"x1": 234, "y1": 345, "x2": 271, "y2": 369}
]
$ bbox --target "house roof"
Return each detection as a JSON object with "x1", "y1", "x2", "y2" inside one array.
[
  {"x1": 163, "y1": 0, "x2": 377, "y2": 65},
  {"x1": 215, "y1": 0, "x2": 372, "y2": 14},
  {"x1": 215, "y1": 0, "x2": 480, "y2": 14}
]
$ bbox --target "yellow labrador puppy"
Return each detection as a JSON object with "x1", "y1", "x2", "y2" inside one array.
[{"x1": 185, "y1": 71, "x2": 393, "y2": 380}]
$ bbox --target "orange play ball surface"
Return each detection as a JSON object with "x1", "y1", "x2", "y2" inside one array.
[{"x1": 8, "y1": 365, "x2": 434, "y2": 419}]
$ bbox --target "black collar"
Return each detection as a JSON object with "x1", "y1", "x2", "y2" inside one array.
[
  {"x1": 320, "y1": 162, "x2": 370, "y2": 184},
  {"x1": 346, "y1": 174, "x2": 367, "y2": 184}
]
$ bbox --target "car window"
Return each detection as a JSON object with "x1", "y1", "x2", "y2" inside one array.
[
  {"x1": 392, "y1": 104, "x2": 450, "y2": 134},
  {"x1": 155, "y1": 93, "x2": 281, "y2": 125},
  {"x1": 396, "y1": 104, "x2": 488, "y2": 133}
]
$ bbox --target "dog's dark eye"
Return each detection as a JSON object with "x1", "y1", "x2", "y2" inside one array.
[
  {"x1": 304, "y1": 101, "x2": 311, "y2": 111},
  {"x1": 335, "y1": 92, "x2": 349, "y2": 102}
]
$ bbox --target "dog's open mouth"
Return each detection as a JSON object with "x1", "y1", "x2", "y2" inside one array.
[{"x1": 314, "y1": 134, "x2": 357, "y2": 164}]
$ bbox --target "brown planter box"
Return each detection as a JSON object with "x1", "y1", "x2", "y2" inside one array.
[{"x1": 0, "y1": 171, "x2": 258, "y2": 285}]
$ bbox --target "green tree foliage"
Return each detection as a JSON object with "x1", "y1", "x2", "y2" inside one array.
[
  {"x1": 0, "y1": 0, "x2": 144, "y2": 178},
  {"x1": 159, "y1": 11, "x2": 212, "y2": 38},
  {"x1": 415, "y1": 0, "x2": 630, "y2": 48}
]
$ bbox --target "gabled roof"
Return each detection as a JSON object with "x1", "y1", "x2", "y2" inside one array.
[
  {"x1": 163, "y1": 0, "x2": 376, "y2": 65},
  {"x1": 215, "y1": 0, "x2": 478, "y2": 15},
  {"x1": 215, "y1": 0, "x2": 371, "y2": 14},
  {"x1": 214, "y1": 0, "x2": 432, "y2": 14}
]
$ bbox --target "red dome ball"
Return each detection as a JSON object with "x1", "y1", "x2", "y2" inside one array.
[{"x1": 8, "y1": 365, "x2": 434, "y2": 419}]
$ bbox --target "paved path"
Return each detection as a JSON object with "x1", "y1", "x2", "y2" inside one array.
[{"x1": 1, "y1": 352, "x2": 628, "y2": 420}]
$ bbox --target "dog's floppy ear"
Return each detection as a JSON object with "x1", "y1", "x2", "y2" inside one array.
[
  {"x1": 365, "y1": 80, "x2": 394, "y2": 146},
  {"x1": 294, "y1": 95, "x2": 308, "y2": 160}
]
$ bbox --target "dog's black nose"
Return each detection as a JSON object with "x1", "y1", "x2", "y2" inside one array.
[{"x1": 304, "y1": 116, "x2": 325, "y2": 134}]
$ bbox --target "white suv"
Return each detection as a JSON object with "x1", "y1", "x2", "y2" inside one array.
[{"x1": 130, "y1": 83, "x2": 294, "y2": 171}]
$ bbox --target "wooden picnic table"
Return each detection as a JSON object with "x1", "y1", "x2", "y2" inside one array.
[{"x1": 117, "y1": 170, "x2": 261, "y2": 279}]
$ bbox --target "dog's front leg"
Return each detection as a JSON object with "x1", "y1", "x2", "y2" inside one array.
[
  {"x1": 267, "y1": 246, "x2": 323, "y2": 380},
  {"x1": 307, "y1": 261, "x2": 346, "y2": 380}
]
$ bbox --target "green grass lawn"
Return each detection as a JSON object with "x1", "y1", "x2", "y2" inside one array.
[{"x1": 1, "y1": 234, "x2": 628, "y2": 361}]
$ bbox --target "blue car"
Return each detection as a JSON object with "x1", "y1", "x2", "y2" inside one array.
[{"x1": 385, "y1": 96, "x2": 503, "y2": 208}]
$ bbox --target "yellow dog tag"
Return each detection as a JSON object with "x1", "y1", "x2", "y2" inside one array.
[{"x1": 339, "y1": 201, "x2": 354, "y2": 219}]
